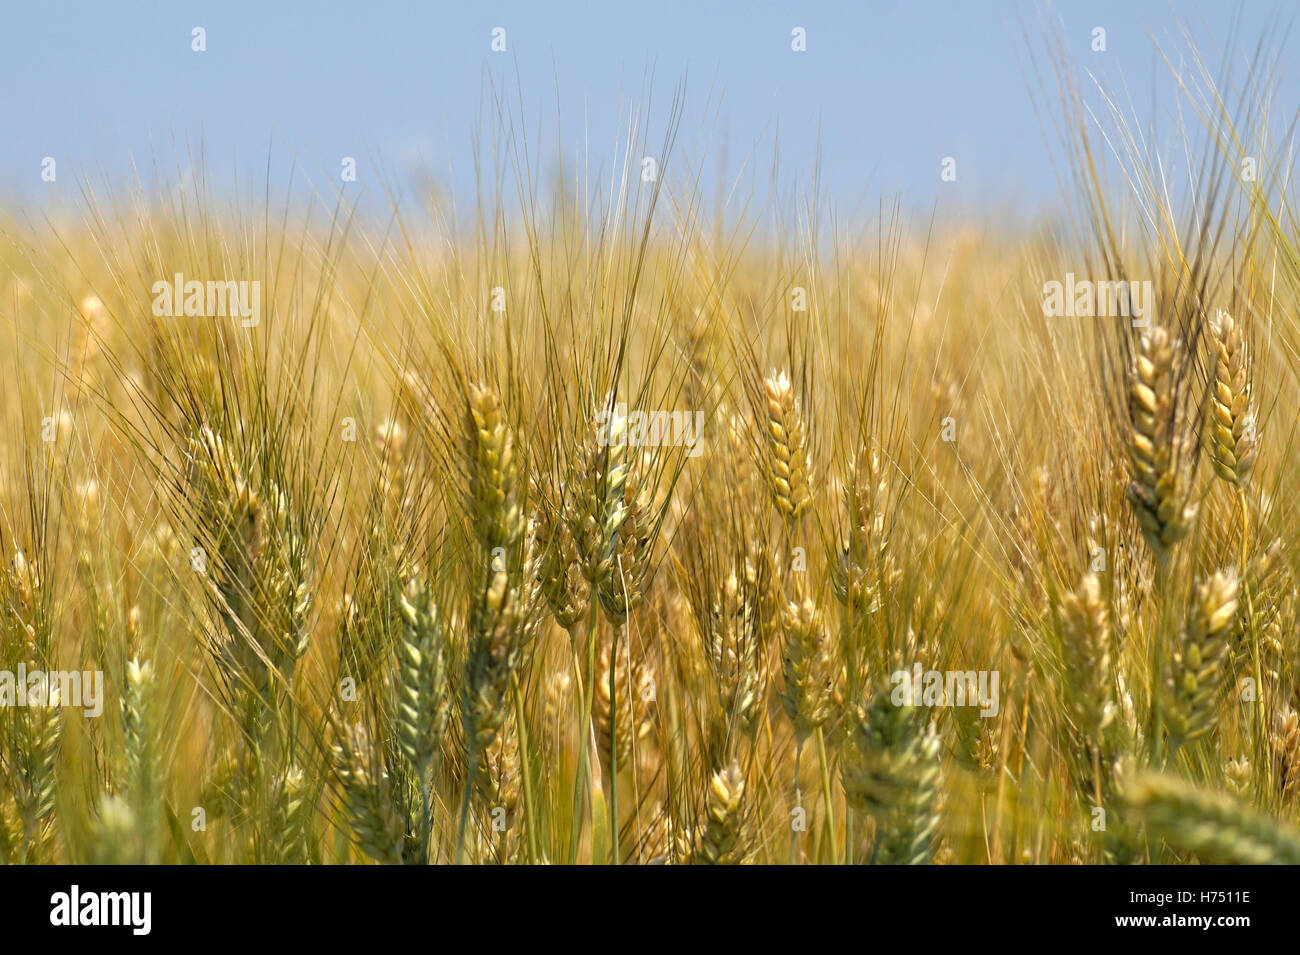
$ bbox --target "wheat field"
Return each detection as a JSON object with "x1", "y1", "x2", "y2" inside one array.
[{"x1": 2, "y1": 27, "x2": 1300, "y2": 867}]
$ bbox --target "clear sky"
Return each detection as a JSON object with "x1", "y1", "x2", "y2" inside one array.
[{"x1": 0, "y1": 1, "x2": 1294, "y2": 222}]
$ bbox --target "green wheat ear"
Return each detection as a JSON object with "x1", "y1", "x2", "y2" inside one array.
[
  {"x1": 395, "y1": 578, "x2": 450, "y2": 781},
  {"x1": 18, "y1": 697, "x2": 61, "y2": 862},
  {"x1": 331, "y1": 723, "x2": 405, "y2": 865},
  {"x1": 842, "y1": 685, "x2": 942, "y2": 865},
  {"x1": 122, "y1": 657, "x2": 162, "y2": 863},
  {"x1": 1126, "y1": 771, "x2": 1300, "y2": 864}
]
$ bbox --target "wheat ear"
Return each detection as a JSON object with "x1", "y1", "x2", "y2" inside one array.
[
  {"x1": 331, "y1": 723, "x2": 404, "y2": 864},
  {"x1": 1059, "y1": 573, "x2": 1114, "y2": 742},
  {"x1": 761, "y1": 371, "x2": 812, "y2": 522},
  {"x1": 694, "y1": 761, "x2": 747, "y2": 864},
  {"x1": 395, "y1": 578, "x2": 449, "y2": 780},
  {"x1": 779, "y1": 589, "x2": 834, "y2": 740},
  {"x1": 1164, "y1": 569, "x2": 1238, "y2": 748},
  {"x1": 1207, "y1": 309, "x2": 1257, "y2": 486},
  {"x1": 123, "y1": 657, "x2": 162, "y2": 862},
  {"x1": 843, "y1": 689, "x2": 942, "y2": 865},
  {"x1": 1127, "y1": 771, "x2": 1300, "y2": 864},
  {"x1": 1125, "y1": 326, "x2": 1197, "y2": 559},
  {"x1": 592, "y1": 635, "x2": 654, "y2": 781}
]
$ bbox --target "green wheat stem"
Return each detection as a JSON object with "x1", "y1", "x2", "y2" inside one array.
[{"x1": 511, "y1": 673, "x2": 540, "y2": 864}]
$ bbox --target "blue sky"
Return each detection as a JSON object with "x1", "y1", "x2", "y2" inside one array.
[{"x1": 0, "y1": 1, "x2": 1294, "y2": 221}]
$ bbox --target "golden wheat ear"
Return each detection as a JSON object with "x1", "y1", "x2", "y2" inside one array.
[
  {"x1": 1059, "y1": 573, "x2": 1115, "y2": 742},
  {"x1": 592, "y1": 634, "x2": 654, "y2": 782},
  {"x1": 693, "y1": 761, "x2": 747, "y2": 865},
  {"x1": 779, "y1": 588, "x2": 834, "y2": 740},
  {"x1": 1207, "y1": 309, "x2": 1258, "y2": 487},
  {"x1": 760, "y1": 370, "x2": 813, "y2": 523},
  {"x1": 1125, "y1": 326, "x2": 1198, "y2": 560},
  {"x1": 1164, "y1": 569, "x2": 1239, "y2": 749}
]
